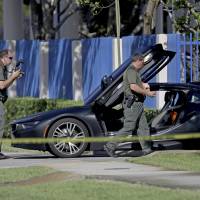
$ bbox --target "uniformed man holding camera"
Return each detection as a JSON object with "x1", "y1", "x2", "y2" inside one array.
[
  {"x1": 104, "y1": 53, "x2": 156, "y2": 157},
  {"x1": 0, "y1": 49, "x2": 23, "y2": 159}
]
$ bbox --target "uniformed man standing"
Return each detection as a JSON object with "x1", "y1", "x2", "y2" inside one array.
[
  {"x1": 104, "y1": 53, "x2": 156, "y2": 157},
  {"x1": 0, "y1": 49, "x2": 22, "y2": 159}
]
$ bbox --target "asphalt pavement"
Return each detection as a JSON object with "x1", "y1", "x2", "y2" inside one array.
[{"x1": 1, "y1": 151, "x2": 200, "y2": 189}]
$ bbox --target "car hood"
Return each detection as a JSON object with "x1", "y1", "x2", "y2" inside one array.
[
  {"x1": 85, "y1": 44, "x2": 175, "y2": 105},
  {"x1": 11, "y1": 106, "x2": 91, "y2": 124}
]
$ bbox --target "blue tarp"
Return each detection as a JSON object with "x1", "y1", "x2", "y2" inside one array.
[
  {"x1": 167, "y1": 34, "x2": 181, "y2": 82},
  {"x1": 0, "y1": 41, "x2": 8, "y2": 50},
  {"x1": 82, "y1": 37, "x2": 113, "y2": 100},
  {"x1": 16, "y1": 40, "x2": 40, "y2": 97},
  {"x1": 48, "y1": 39, "x2": 73, "y2": 99},
  {"x1": 122, "y1": 35, "x2": 156, "y2": 61}
]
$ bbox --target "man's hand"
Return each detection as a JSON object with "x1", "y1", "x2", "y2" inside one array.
[
  {"x1": 130, "y1": 83, "x2": 156, "y2": 97},
  {"x1": 0, "y1": 69, "x2": 24, "y2": 90},
  {"x1": 146, "y1": 90, "x2": 156, "y2": 97},
  {"x1": 142, "y1": 82, "x2": 150, "y2": 90},
  {"x1": 11, "y1": 69, "x2": 23, "y2": 79},
  {"x1": 142, "y1": 82, "x2": 155, "y2": 97}
]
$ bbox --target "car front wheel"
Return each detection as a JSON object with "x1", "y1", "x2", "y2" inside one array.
[{"x1": 47, "y1": 118, "x2": 89, "y2": 158}]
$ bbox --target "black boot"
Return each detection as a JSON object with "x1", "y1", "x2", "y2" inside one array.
[{"x1": 104, "y1": 142, "x2": 118, "y2": 157}]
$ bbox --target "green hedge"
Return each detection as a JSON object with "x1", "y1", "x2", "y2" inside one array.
[
  {"x1": 145, "y1": 109, "x2": 159, "y2": 123},
  {"x1": 3, "y1": 98, "x2": 158, "y2": 137}
]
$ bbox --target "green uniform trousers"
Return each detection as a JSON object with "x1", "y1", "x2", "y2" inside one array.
[{"x1": 117, "y1": 101, "x2": 151, "y2": 150}]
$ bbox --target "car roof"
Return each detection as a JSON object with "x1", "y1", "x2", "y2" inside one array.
[{"x1": 150, "y1": 82, "x2": 200, "y2": 91}]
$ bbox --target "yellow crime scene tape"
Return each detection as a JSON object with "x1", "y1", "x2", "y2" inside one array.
[{"x1": 2, "y1": 132, "x2": 200, "y2": 144}]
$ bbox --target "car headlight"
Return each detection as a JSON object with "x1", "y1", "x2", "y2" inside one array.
[{"x1": 16, "y1": 121, "x2": 40, "y2": 130}]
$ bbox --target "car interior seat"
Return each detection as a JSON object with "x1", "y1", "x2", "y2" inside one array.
[{"x1": 151, "y1": 91, "x2": 186, "y2": 129}]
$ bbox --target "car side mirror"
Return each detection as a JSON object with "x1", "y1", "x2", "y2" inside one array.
[{"x1": 101, "y1": 75, "x2": 113, "y2": 89}]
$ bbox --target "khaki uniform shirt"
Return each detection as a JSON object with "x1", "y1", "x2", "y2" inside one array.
[{"x1": 123, "y1": 65, "x2": 144, "y2": 99}]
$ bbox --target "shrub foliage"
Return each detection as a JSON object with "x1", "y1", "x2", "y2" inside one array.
[{"x1": 4, "y1": 98, "x2": 82, "y2": 137}]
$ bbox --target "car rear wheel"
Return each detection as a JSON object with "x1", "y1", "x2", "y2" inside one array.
[{"x1": 47, "y1": 118, "x2": 89, "y2": 158}]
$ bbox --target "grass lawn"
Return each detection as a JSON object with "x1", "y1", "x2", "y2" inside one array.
[
  {"x1": 0, "y1": 164, "x2": 200, "y2": 200},
  {"x1": 1, "y1": 178, "x2": 200, "y2": 200},
  {"x1": 0, "y1": 166, "x2": 55, "y2": 184},
  {"x1": 128, "y1": 150, "x2": 200, "y2": 171}
]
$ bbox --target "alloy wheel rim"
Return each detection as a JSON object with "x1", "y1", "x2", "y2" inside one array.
[{"x1": 52, "y1": 122, "x2": 86, "y2": 155}]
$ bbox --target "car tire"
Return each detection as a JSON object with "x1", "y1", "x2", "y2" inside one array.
[{"x1": 47, "y1": 118, "x2": 89, "y2": 158}]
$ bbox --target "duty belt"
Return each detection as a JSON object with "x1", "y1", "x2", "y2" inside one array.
[
  {"x1": 123, "y1": 95, "x2": 144, "y2": 108},
  {"x1": 124, "y1": 95, "x2": 145, "y2": 102}
]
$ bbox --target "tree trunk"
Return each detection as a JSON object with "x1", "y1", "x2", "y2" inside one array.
[
  {"x1": 30, "y1": 0, "x2": 57, "y2": 39},
  {"x1": 143, "y1": 0, "x2": 159, "y2": 34},
  {"x1": 41, "y1": 2, "x2": 56, "y2": 39},
  {"x1": 106, "y1": 6, "x2": 115, "y2": 36},
  {"x1": 30, "y1": 0, "x2": 43, "y2": 39}
]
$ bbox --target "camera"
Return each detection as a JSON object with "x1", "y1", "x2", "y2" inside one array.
[{"x1": 14, "y1": 60, "x2": 24, "y2": 76}]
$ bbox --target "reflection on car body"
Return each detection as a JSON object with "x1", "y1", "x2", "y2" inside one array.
[{"x1": 11, "y1": 44, "x2": 200, "y2": 158}]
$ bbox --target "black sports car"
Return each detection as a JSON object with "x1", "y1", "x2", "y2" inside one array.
[{"x1": 11, "y1": 44, "x2": 200, "y2": 158}]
